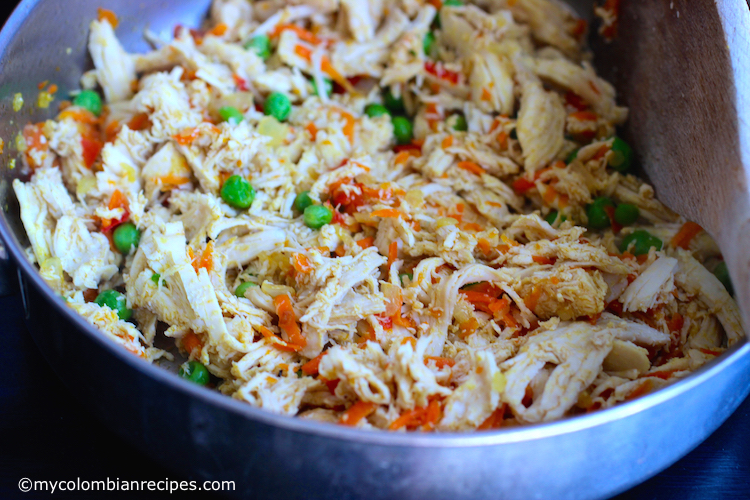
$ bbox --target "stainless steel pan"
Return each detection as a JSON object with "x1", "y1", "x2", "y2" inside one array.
[{"x1": 1, "y1": 1, "x2": 749, "y2": 499}]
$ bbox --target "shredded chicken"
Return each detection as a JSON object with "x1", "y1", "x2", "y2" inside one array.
[{"x1": 12, "y1": 1, "x2": 742, "y2": 432}]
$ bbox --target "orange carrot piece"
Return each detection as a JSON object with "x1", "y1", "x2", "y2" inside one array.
[
  {"x1": 271, "y1": 24, "x2": 321, "y2": 44},
  {"x1": 387, "y1": 241, "x2": 398, "y2": 268},
  {"x1": 274, "y1": 294, "x2": 306, "y2": 348},
  {"x1": 301, "y1": 351, "x2": 327, "y2": 375},
  {"x1": 524, "y1": 286, "x2": 543, "y2": 310},
  {"x1": 625, "y1": 379, "x2": 653, "y2": 401},
  {"x1": 424, "y1": 356, "x2": 456, "y2": 368},
  {"x1": 305, "y1": 122, "x2": 318, "y2": 140},
  {"x1": 457, "y1": 161, "x2": 484, "y2": 175},
  {"x1": 532, "y1": 255, "x2": 555, "y2": 265},
  {"x1": 208, "y1": 23, "x2": 228, "y2": 36},
  {"x1": 371, "y1": 208, "x2": 402, "y2": 218},
  {"x1": 257, "y1": 325, "x2": 302, "y2": 352},
  {"x1": 442, "y1": 136, "x2": 453, "y2": 148},
  {"x1": 356, "y1": 237, "x2": 374, "y2": 249},
  {"x1": 97, "y1": 8, "x2": 119, "y2": 28},
  {"x1": 670, "y1": 221, "x2": 703, "y2": 249},
  {"x1": 481, "y1": 87, "x2": 492, "y2": 101},
  {"x1": 339, "y1": 401, "x2": 377, "y2": 426},
  {"x1": 292, "y1": 253, "x2": 313, "y2": 274},
  {"x1": 182, "y1": 332, "x2": 202, "y2": 357},
  {"x1": 570, "y1": 110, "x2": 598, "y2": 121},
  {"x1": 394, "y1": 151, "x2": 411, "y2": 165}
]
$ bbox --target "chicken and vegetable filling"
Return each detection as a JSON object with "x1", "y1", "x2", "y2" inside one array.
[{"x1": 12, "y1": 0, "x2": 742, "y2": 431}]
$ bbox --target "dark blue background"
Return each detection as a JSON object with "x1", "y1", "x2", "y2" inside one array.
[{"x1": 0, "y1": 1, "x2": 749, "y2": 498}]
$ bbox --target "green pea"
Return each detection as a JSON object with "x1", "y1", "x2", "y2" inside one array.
[
  {"x1": 614, "y1": 204, "x2": 640, "y2": 225},
  {"x1": 151, "y1": 273, "x2": 161, "y2": 284},
  {"x1": 423, "y1": 31, "x2": 436, "y2": 56},
  {"x1": 113, "y1": 222, "x2": 141, "y2": 255},
  {"x1": 235, "y1": 281, "x2": 258, "y2": 298},
  {"x1": 365, "y1": 103, "x2": 390, "y2": 118},
  {"x1": 609, "y1": 137, "x2": 633, "y2": 173},
  {"x1": 443, "y1": 0, "x2": 463, "y2": 6},
  {"x1": 311, "y1": 77, "x2": 333, "y2": 98},
  {"x1": 713, "y1": 261, "x2": 734, "y2": 296},
  {"x1": 294, "y1": 191, "x2": 314, "y2": 212},
  {"x1": 264, "y1": 92, "x2": 292, "y2": 122},
  {"x1": 399, "y1": 272, "x2": 413, "y2": 286},
  {"x1": 619, "y1": 230, "x2": 663, "y2": 256},
  {"x1": 566, "y1": 148, "x2": 579, "y2": 164},
  {"x1": 219, "y1": 106, "x2": 243, "y2": 124},
  {"x1": 94, "y1": 290, "x2": 132, "y2": 321},
  {"x1": 244, "y1": 35, "x2": 271, "y2": 60},
  {"x1": 545, "y1": 210, "x2": 567, "y2": 226},
  {"x1": 73, "y1": 90, "x2": 102, "y2": 117},
  {"x1": 383, "y1": 90, "x2": 405, "y2": 114},
  {"x1": 179, "y1": 360, "x2": 210, "y2": 386},
  {"x1": 296, "y1": 369, "x2": 304, "y2": 378},
  {"x1": 221, "y1": 175, "x2": 256, "y2": 209},
  {"x1": 392, "y1": 116, "x2": 413, "y2": 145},
  {"x1": 448, "y1": 114, "x2": 467, "y2": 132},
  {"x1": 303, "y1": 204, "x2": 333, "y2": 229},
  {"x1": 586, "y1": 197, "x2": 615, "y2": 230}
]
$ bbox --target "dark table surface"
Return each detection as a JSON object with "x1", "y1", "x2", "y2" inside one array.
[{"x1": 1, "y1": 269, "x2": 750, "y2": 500}]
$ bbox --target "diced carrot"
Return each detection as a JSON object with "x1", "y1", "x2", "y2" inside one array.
[
  {"x1": 182, "y1": 331, "x2": 202, "y2": 357},
  {"x1": 334, "y1": 245, "x2": 346, "y2": 257},
  {"x1": 477, "y1": 238, "x2": 492, "y2": 256},
  {"x1": 356, "y1": 237, "x2": 374, "y2": 249},
  {"x1": 305, "y1": 122, "x2": 318, "y2": 140},
  {"x1": 97, "y1": 8, "x2": 119, "y2": 28},
  {"x1": 81, "y1": 137, "x2": 103, "y2": 168},
  {"x1": 394, "y1": 151, "x2": 411, "y2": 165},
  {"x1": 458, "y1": 317, "x2": 479, "y2": 338},
  {"x1": 389, "y1": 408, "x2": 422, "y2": 431},
  {"x1": 424, "y1": 61, "x2": 460, "y2": 85},
  {"x1": 274, "y1": 294, "x2": 307, "y2": 348},
  {"x1": 422, "y1": 398, "x2": 442, "y2": 431},
  {"x1": 48, "y1": 84, "x2": 58, "y2": 94},
  {"x1": 301, "y1": 351, "x2": 327, "y2": 375},
  {"x1": 173, "y1": 127, "x2": 201, "y2": 145},
  {"x1": 488, "y1": 297, "x2": 510, "y2": 315},
  {"x1": 257, "y1": 325, "x2": 302, "y2": 352},
  {"x1": 208, "y1": 23, "x2": 228, "y2": 36},
  {"x1": 699, "y1": 348, "x2": 723, "y2": 356},
  {"x1": 271, "y1": 24, "x2": 321, "y2": 44},
  {"x1": 524, "y1": 286, "x2": 543, "y2": 311},
  {"x1": 532, "y1": 255, "x2": 555, "y2": 265},
  {"x1": 570, "y1": 111, "x2": 598, "y2": 121},
  {"x1": 481, "y1": 87, "x2": 492, "y2": 101},
  {"x1": 37, "y1": 80, "x2": 48, "y2": 90},
  {"x1": 463, "y1": 222, "x2": 483, "y2": 232},
  {"x1": 670, "y1": 221, "x2": 703, "y2": 249},
  {"x1": 496, "y1": 131, "x2": 508, "y2": 149},
  {"x1": 319, "y1": 376, "x2": 340, "y2": 394},
  {"x1": 153, "y1": 174, "x2": 191, "y2": 187},
  {"x1": 424, "y1": 356, "x2": 455, "y2": 369},
  {"x1": 457, "y1": 161, "x2": 484, "y2": 176},
  {"x1": 442, "y1": 136, "x2": 453, "y2": 148},
  {"x1": 371, "y1": 208, "x2": 402, "y2": 218},
  {"x1": 645, "y1": 369, "x2": 677, "y2": 380},
  {"x1": 625, "y1": 379, "x2": 653, "y2": 401},
  {"x1": 339, "y1": 401, "x2": 377, "y2": 426},
  {"x1": 461, "y1": 290, "x2": 498, "y2": 304},
  {"x1": 478, "y1": 405, "x2": 507, "y2": 430},
  {"x1": 127, "y1": 112, "x2": 151, "y2": 131},
  {"x1": 58, "y1": 108, "x2": 99, "y2": 125},
  {"x1": 292, "y1": 253, "x2": 313, "y2": 274},
  {"x1": 512, "y1": 176, "x2": 536, "y2": 193},
  {"x1": 541, "y1": 185, "x2": 558, "y2": 204},
  {"x1": 387, "y1": 241, "x2": 398, "y2": 268}
]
